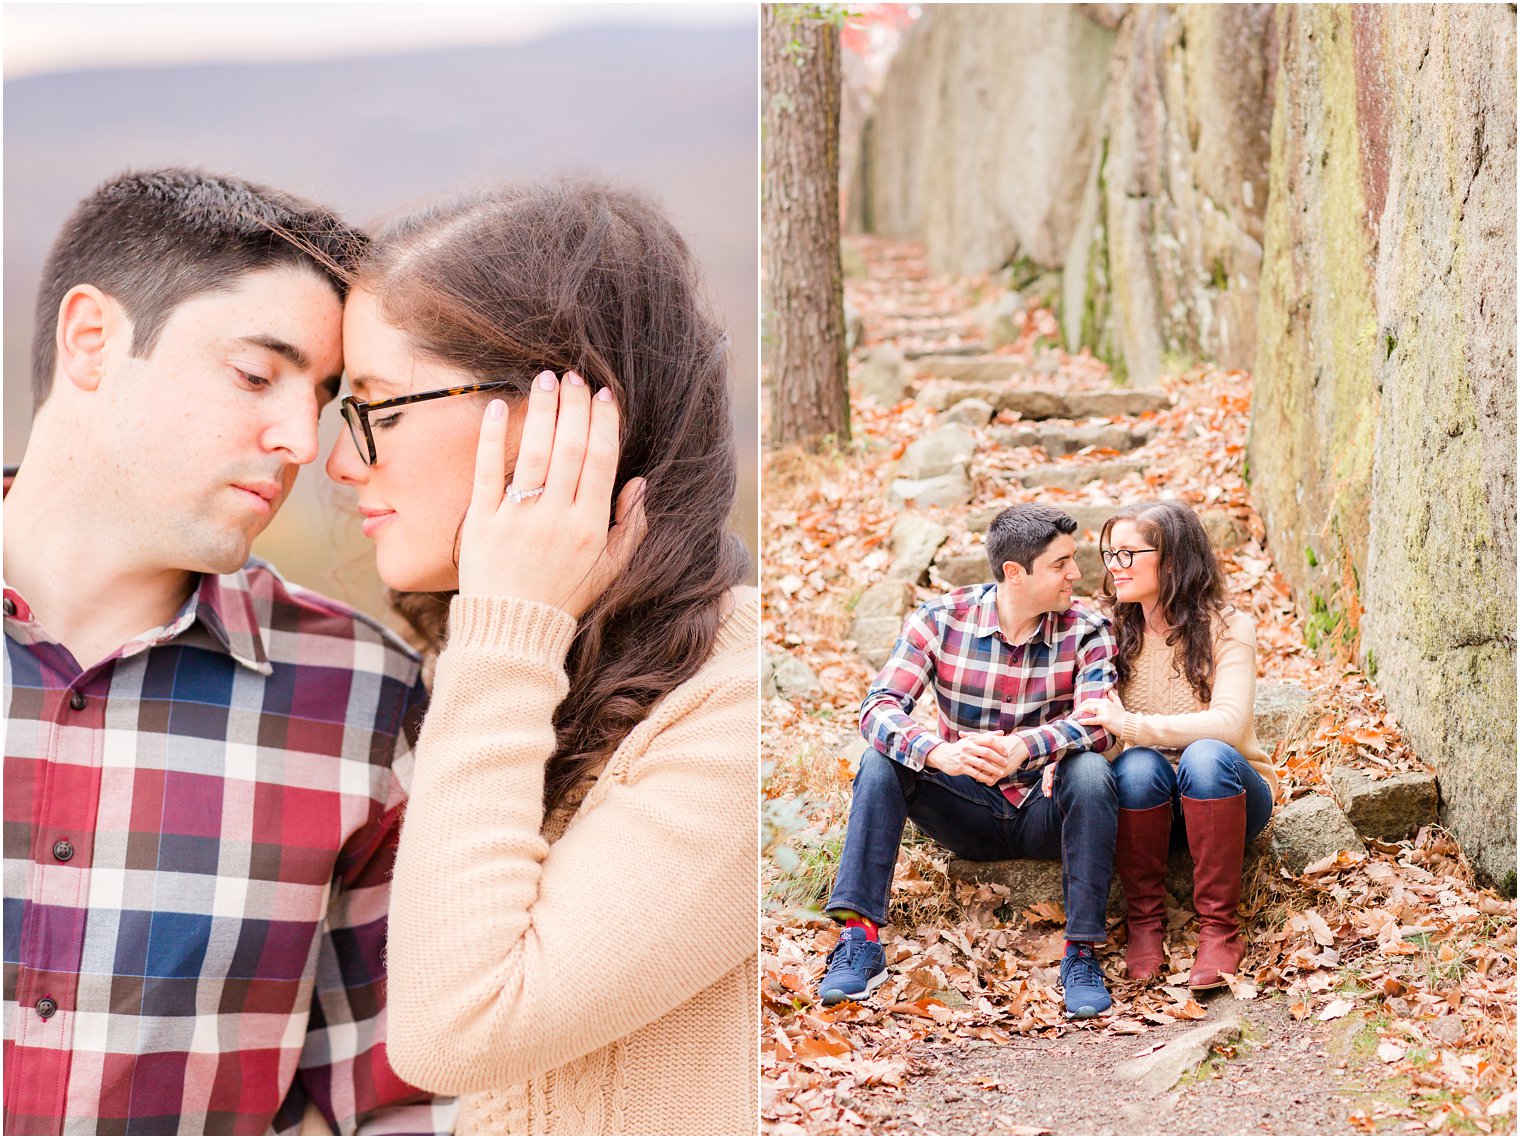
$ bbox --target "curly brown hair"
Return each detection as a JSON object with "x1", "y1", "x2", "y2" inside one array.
[
  {"x1": 359, "y1": 177, "x2": 749, "y2": 813},
  {"x1": 1097, "y1": 501, "x2": 1232, "y2": 703}
]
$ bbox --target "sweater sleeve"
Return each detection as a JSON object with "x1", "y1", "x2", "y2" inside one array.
[
  {"x1": 384, "y1": 594, "x2": 757, "y2": 1096},
  {"x1": 1119, "y1": 613, "x2": 1258, "y2": 751}
]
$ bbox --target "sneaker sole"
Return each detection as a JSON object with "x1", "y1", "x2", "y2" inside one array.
[
  {"x1": 1066, "y1": 1003, "x2": 1110, "y2": 1019},
  {"x1": 819, "y1": 969, "x2": 887, "y2": 1006}
]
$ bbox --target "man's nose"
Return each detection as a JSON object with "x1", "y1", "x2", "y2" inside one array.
[{"x1": 263, "y1": 391, "x2": 322, "y2": 465}]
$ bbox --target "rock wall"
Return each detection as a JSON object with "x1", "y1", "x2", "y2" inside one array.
[
  {"x1": 1250, "y1": 5, "x2": 1382, "y2": 613},
  {"x1": 1250, "y1": 4, "x2": 1516, "y2": 888},
  {"x1": 1360, "y1": 6, "x2": 1515, "y2": 887},
  {"x1": 1066, "y1": 5, "x2": 1275, "y2": 385},
  {"x1": 861, "y1": 5, "x2": 1116, "y2": 275}
]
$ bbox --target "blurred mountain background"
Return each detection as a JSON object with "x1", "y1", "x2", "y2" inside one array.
[{"x1": 4, "y1": 9, "x2": 759, "y2": 636}]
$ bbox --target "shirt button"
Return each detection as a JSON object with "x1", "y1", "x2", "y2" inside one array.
[
  {"x1": 53, "y1": 840, "x2": 74, "y2": 862},
  {"x1": 2, "y1": 598, "x2": 14, "y2": 617},
  {"x1": 69, "y1": 691, "x2": 87, "y2": 711},
  {"x1": 36, "y1": 997, "x2": 57, "y2": 1020}
]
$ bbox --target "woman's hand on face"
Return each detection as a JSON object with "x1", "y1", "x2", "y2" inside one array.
[
  {"x1": 457, "y1": 370, "x2": 647, "y2": 619},
  {"x1": 1074, "y1": 688, "x2": 1126, "y2": 734}
]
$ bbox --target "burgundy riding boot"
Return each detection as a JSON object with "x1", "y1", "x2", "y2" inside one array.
[
  {"x1": 1116, "y1": 802, "x2": 1173, "y2": 981},
  {"x1": 1182, "y1": 791, "x2": 1248, "y2": 990}
]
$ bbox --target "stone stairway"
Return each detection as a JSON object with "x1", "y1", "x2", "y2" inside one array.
[{"x1": 826, "y1": 238, "x2": 1440, "y2": 918}]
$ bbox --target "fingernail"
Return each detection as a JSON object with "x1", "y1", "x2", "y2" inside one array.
[
  {"x1": 567, "y1": 371, "x2": 585, "y2": 387},
  {"x1": 536, "y1": 371, "x2": 557, "y2": 390},
  {"x1": 596, "y1": 387, "x2": 614, "y2": 403},
  {"x1": 488, "y1": 399, "x2": 505, "y2": 420}
]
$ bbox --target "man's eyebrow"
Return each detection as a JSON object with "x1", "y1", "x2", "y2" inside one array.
[
  {"x1": 318, "y1": 374, "x2": 342, "y2": 402},
  {"x1": 237, "y1": 334, "x2": 311, "y2": 371}
]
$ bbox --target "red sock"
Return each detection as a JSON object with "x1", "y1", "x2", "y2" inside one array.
[
  {"x1": 1065, "y1": 940, "x2": 1094, "y2": 953},
  {"x1": 845, "y1": 917, "x2": 880, "y2": 942}
]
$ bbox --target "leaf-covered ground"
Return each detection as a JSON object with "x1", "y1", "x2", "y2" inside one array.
[{"x1": 760, "y1": 237, "x2": 1517, "y2": 1135}]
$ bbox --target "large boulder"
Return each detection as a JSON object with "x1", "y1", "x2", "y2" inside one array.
[
  {"x1": 887, "y1": 514, "x2": 949, "y2": 584},
  {"x1": 855, "y1": 344, "x2": 908, "y2": 404},
  {"x1": 1328, "y1": 765, "x2": 1440, "y2": 842},
  {"x1": 941, "y1": 397, "x2": 996, "y2": 428},
  {"x1": 1252, "y1": 681, "x2": 1311, "y2": 755},
  {"x1": 897, "y1": 424, "x2": 977, "y2": 480},
  {"x1": 769, "y1": 653, "x2": 822, "y2": 701},
  {"x1": 1266, "y1": 794, "x2": 1366, "y2": 876},
  {"x1": 888, "y1": 470, "x2": 974, "y2": 509},
  {"x1": 849, "y1": 579, "x2": 919, "y2": 669},
  {"x1": 933, "y1": 551, "x2": 992, "y2": 588},
  {"x1": 983, "y1": 289, "x2": 1028, "y2": 349}
]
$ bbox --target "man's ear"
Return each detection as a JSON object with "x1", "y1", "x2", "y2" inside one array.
[
  {"x1": 56, "y1": 285, "x2": 123, "y2": 394},
  {"x1": 1001, "y1": 558, "x2": 1023, "y2": 584}
]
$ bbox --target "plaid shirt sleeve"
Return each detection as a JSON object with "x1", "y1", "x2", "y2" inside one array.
[
  {"x1": 859, "y1": 604, "x2": 948, "y2": 771},
  {"x1": 1011, "y1": 618, "x2": 1118, "y2": 766},
  {"x1": 282, "y1": 678, "x2": 455, "y2": 1137}
]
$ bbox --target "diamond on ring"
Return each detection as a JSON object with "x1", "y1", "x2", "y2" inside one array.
[{"x1": 504, "y1": 484, "x2": 546, "y2": 504}]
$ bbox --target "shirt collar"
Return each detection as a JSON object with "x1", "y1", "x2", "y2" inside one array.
[
  {"x1": 187, "y1": 568, "x2": 272, "y2": 675},
  {"x1": 975, "y1": 583, "x2": 1057, "y2": 646}
]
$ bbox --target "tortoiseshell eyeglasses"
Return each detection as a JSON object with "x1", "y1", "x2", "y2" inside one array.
[{"x1": 339, "y1": 381, "x2": 518, "y2": 466}]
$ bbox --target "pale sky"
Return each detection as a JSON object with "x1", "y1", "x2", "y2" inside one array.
[{"x1": 3, "y1": 2, "x2": 754, "y2": 78}]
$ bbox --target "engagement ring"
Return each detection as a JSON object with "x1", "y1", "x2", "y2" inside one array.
[{"x1": 504, "y1": 484, "x2": 546, "y2": 504}]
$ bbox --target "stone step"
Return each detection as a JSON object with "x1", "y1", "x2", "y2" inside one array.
[
  {"x1": 902, "y1": 342, "x2": 989, "y2": 360},
  {"x1": 949, "y1": 848, "x2": 1227, "y2": 915},
  {"x1": 966, "y1": 501, "x2": 1118, "y2": 536},
  {"x1": 1019, "y1": 458, "x2": 1150, "y2": 490},
  {"x1": 935, "y1": 540, "x2": 1106, "y2": 590},
  {"x1": 989, "y1": 420, "x2": 1156, "y2": 456},
  {"x1": 874, "y1": 308, "x2": 971, "y2": 323},
  {"x1": 913, "y1": 356, "x2": 1041, "y2": 385},
  {"x1": 918, "y1": 381, "x2": 1173, "y2": 420}
]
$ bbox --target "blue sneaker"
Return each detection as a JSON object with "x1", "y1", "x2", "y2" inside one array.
[
  {"x1": 1060, "y1": 942, "x2": 1113, "y2": 1018},
  {"x1": 818, "y1": 927, "x2": 887, "y2": 1006}
]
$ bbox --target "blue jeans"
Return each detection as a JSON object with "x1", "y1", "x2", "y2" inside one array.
[
  {"x1": 825, "y1": 748, "x2": 1118, "y2": 942},
  {"x1": 1112, "y1": 740, "x2": 1274, "y2": 843}
]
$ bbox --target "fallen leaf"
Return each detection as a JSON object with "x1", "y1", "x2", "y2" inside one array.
[
  {"x1": 1223, "y1": 972, "x2": 1259, "y2": 1000},
  {"x1": 1318, "y1": 998, "x2": 1354, "y2": 1021},
  {"x1": 1305, "y1": 909, "x2": 1337, "y2": 946}
]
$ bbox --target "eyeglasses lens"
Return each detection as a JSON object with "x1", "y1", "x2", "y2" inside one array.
[{"x1": 342, "y1": 403, "x2": 374, "y2": 466}]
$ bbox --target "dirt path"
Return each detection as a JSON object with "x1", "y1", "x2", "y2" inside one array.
[{"x1": 849, "y1": 992, "x2": 1372, "y2": 1136}]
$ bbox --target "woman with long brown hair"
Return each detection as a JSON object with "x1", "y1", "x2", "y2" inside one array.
[
  {"x1": 324, "y1": 178, "x2": 757, "y2": 1134},
  {"x1": 1075, "y1": 501, "x2": 1276, "y2": 990}
]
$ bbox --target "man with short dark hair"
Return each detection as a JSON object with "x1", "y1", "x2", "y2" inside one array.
[
  {"x1": 3, "y1": 169, "x2": 451, "y2": 1133},
  {"x1": 818, "y1": 503, "x2": 1121, "y2": 1018}
]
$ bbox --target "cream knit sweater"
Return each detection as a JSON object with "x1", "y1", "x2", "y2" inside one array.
[
  {"x1": 1114, "y1": 609, "x2": 1279, "y2": 799},
  {"x1": 386, "y1": 587, "x2": 759, "y2": 1136}
]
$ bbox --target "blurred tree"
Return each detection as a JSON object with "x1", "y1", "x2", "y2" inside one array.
[{"x1": 763, "y1": 4, "x2": 850, "y2": 450}]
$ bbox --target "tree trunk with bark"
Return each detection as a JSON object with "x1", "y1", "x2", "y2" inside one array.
[{"x1": 763, "y1": 4, "x2": 851, "y2": 449}]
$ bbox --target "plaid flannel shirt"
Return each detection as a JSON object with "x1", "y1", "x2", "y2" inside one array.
[
  {"x1": 859, "y1": 582, "x2": 1117, "y2": 806},
  {"x1": 3, "y1": 557, "x2": 454, "y2": 1135}
]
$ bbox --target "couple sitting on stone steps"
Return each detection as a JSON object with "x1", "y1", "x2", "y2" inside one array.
[{"x1": 818, "y1": 501, "x2": 1278, "y2": 1018}]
